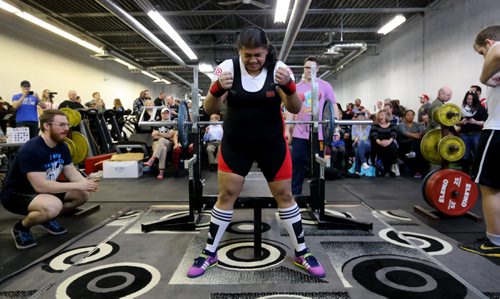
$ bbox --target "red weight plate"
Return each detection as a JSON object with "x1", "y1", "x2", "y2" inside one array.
[{"x1": 425, "y1": 169, "x2": 478, "y2": 216}]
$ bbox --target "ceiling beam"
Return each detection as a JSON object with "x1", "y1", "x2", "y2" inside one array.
[
  {"x1": 116, "y1": 40, "x2": 379, "y2": 50},
  {"x1": 60, "y1": 7, "x2": 429, "y2": 18},
  {"x1": 94, "y1": 27, "x2": 379, "y2": 36}
]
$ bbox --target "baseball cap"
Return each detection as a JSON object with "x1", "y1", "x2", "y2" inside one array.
[
  {"x1": 20, "y1": 80, "x2": 31, "y2": 87},
  {"x1": 161, "y1": 107, "x2": 170, "y2": 113},
  {"x1": 419, "y1": 94, "x2": 429, "y2": 100}
]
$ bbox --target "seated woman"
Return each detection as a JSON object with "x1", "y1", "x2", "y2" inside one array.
[
  {"x1": 351, "y1": 113, "x2": 372, "y2": 174},
  {"x1": 144, "y1": 108, "x2": 175, "y2": 179},
  {"x1": 397, "y1": 110, "x2": 426, "y2": 178},
  {"x1": 370, "y1": 110, "x2": 398, "y2": 177}
]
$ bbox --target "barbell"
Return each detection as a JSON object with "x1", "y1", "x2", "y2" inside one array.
[{"x1": 139, "y1": 100, "x2": 373, "y2": 148}]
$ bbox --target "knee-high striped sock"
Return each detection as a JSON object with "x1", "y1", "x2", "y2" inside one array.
[
  {"x1": 279, "y1": 203, "x2": 306, "y2": 253},
  {"x1": 205, "y1": 206, "x2": 233, "y2": 253}
]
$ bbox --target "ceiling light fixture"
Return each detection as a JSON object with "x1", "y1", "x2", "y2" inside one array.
[
  {"x1": 377, "y1": 14, "x2": 406, "y2": 35},
  {"x1": 147, "y1": 10, "x2": 197, "y2": 60},
  {"x1": 141, "y1": 70, "x2": 159, "y2": 80},
  {"x1": 274, "y1": 0, "x2": 291, "y2": 23},
  {"x1": 0, "y1": 0, "x2": 19, "y2": 13},
  {"x1": 198, "y1": 63, "x2": 214, "y2": 74},
  {"x1": 114, "y1": 58, "x2": 137, "y2": 69},
  {"x1": 0, "y1": 1, "x2": 101, "y2": 53}
]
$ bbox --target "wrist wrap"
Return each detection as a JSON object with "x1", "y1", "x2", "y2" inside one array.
[
  {"x1": 210, "y1": 80, "x2": 227, "y2": 98},
  {"x1": 279, "y1": 79, "x2": 296, "y2": 96}
]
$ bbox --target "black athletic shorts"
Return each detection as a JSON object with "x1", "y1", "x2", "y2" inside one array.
[
  {"x1": 472, "y1": 129, "x2": 500, "y2": 189},
  {"x1": 1, "y1": 192, "x2": 66, "y2": 215}
]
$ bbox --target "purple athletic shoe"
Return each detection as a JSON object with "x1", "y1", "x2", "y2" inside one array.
[
  {"x1": 293, "y1": 249, "x2": 325, "y2": 278},
  {"x1": 187, "y1": 249, "x2": 218, "y2": 278}
]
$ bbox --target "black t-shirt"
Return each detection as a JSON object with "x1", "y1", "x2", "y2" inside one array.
[
  {"x1": 461, "y1": 106, "x2": 488, "y2": 134},
  {"x1": 58, "y1": 100, "x2": 84, "y2": 110},
  {"x1": 0, "y1": 136, "x2": 71, "y2": 200}
]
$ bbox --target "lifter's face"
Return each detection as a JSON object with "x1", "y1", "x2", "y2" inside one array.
[{"x1": 240, "y1": 47, "x2": 268, "y2": 75}]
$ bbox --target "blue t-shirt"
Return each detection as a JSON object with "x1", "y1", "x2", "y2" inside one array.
[
  {"x1": 12, "y1": 93, "x2": 39, "y2": 122},
  {"x1": 0, "y1": 136, "x2": 71, "y2": 200}
]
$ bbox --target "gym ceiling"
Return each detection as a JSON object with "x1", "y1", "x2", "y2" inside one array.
[{"x1": 8, "y1": 0, "x2": 438, "y2": 90}]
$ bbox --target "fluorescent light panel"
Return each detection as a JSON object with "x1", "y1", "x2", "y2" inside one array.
[
  {"x1": 147, "y1": 10, "x2": 197, "y2": 60},
  {"x1": 114, "y1": 58, "x2": 137, "y2": 69},
  {"x1": 141, "y1": 70, "x2": 159, "y2": 80},
  {"x1": 198, "y1": 63, "x2": 214, "y2": 74},
  {"x1": 378, "y1": 15, "x2": 406, "y2": 35},
  {"x1": 0, "y1": 1, "x2": 101, "y2": 53},
  {"x1": 0, "y1": 0, "x2": 19, "y2": 13},
  {"x1": 274, "y1": 0, "x2": 290, "y2": 23}
]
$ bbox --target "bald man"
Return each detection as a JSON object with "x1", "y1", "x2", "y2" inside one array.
[
  {"x1": 58, "y1": 90, "x2": 84, "y2": 110},
  {"x1": 426, "y1": 86, "x2": 452, "y2": 131}
]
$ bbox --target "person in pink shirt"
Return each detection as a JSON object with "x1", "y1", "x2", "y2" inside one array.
[{"x1": 290, "y1": 56, "x2": 337, "y2": 195}]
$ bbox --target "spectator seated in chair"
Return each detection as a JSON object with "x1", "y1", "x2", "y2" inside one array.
[
  {"x1": 351, "y1": 113, "x2": 372, "y2": 174},
  {"x1": 203, "y1": 114, "x2": 223, "y2": 172},
  {"x1": 329, "y1": 127, "x2": 347, "y2": 171},
  {"x1": 370, "y1": 110, "x2": 399, "y2": 177},
  {"x1": 144, "y1": 108, "x2": 175, "y2": 179}
]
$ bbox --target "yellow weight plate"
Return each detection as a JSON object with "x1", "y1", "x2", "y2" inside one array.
[
  {"x1": 72, "y1": 109, "x2": 82, "y2": 127},
  {"x1": 438, "y1": 135, "x2": 465, "y2": 162},
  {"x1": 70, "y1": 131, "x2": 89, "y2": 164},
  {"x1": 434, "y1": 103, "x2": 462, "y2": 127},
  {"x1": 59, "y1": 107, "x2": 77, "y2": 127},
  {"x1": 64, "y1": 137, "x2": 75, "y2": 159},
  {"x1": 420, "y1": 128, "x2": 442, "y2": 165}
]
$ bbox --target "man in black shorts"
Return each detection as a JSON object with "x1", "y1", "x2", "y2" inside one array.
[
  {"x1": 459, "y1": 25, "x2": 500, "y2": 257},
  {"x1": 0, "y1": 110, "x2": 99, "y2": 249}
]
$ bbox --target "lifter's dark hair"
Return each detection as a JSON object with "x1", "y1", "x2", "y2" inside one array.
[
  {"x1": 237, "y1": 26, "x2": 277, "y2": 69},
  {"x1": 475, "y1": 25, "x2": 500, "y2": 47},
  {"x1": 40, "y1": 109, "x2": 68, "y2": 132}
]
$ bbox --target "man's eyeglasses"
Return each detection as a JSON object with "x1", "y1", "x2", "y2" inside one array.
[{"x1": 48, "y1": 122, "x2": 70, "y2": 128}]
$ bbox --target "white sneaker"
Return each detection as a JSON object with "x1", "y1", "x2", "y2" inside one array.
[
  {"x1": 405, "y1": 152, "x2": 416, "y2": 158},
  {"x1": 362, "y1": 162, "x2": 370, "y2": 170}
]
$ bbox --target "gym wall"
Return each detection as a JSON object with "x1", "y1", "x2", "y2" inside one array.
[
  {"x1": 0, "y1": 10, "x2": 184, "y2": 110},
  {"x1": 330, "y1": 0, "x2": 500, "y2": 113}
]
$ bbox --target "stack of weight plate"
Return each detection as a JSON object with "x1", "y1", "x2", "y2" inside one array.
[
  {"x1": 60, "y1": 108, "x2": 89, "y2": 164},
  {"x1": 420, "y1": 103, "x2": 465, "y2": 165}
]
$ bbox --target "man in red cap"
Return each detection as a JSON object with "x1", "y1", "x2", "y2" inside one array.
[{"x1": 417, "y1": 93, "x2": 430, "y2": 123}]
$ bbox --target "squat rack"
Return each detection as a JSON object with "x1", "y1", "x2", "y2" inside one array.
[{"x1": 139, "y1": 65, "x2": 373, "y2": 257}]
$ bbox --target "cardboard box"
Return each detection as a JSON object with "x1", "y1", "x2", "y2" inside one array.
[
  {"x1": 103, "y1": 160, "x2": 143, "y2": 178},
  {"x1": 111, "y1": 153, "x2": 144, "y2": 161}
]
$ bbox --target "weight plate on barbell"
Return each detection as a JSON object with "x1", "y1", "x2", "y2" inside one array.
[
  {"x1": 433, "y1": 103, "x2": 461, "y2": 127},
  {"x1": 420, "y1": 129, "x2": 442, "y2": 165},
  {"x1": 64, "y1": 137, "x2": 75, "y2": 159},
  {"x1": 438, "y1": 135, "x2": 465, "y2": 162},
  {"x1": 322, "y1": 99, "x2": 335, "y2": 146},
  {"x1": 70, "y1": 131, "x2": 89, "y2": 165},
  {"x1": 177, "y1": 100, "x2": 191, "y2": 148}
]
